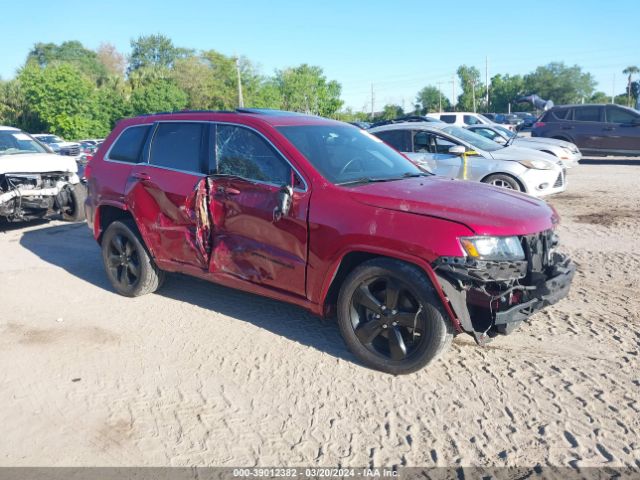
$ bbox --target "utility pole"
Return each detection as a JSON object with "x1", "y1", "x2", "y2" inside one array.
[
  {"x1": 235, "y1": 57, "x2": 244, "y2": 108},
  {"x1": 370, "y1": 83, "x2": 375, "y2": 120},
  {"x1": 472, "y1": 79, "x2": 477, "y2": 113},
  {"x1": 436, "y1": 81, "x2": 443, "y2": 112},
  {"x1": 485, "y1": 56, "x2": 489, "y2": 110},
  {"x1": 451, "y1": 74, "x2": 456, "y2": 111},
  {"x1": 612, "y1": 73, "x2": 615, "y2": 104}
]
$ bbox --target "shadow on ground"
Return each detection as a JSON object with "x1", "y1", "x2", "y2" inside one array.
[
  {"x1": 19, "y1": 222, "x2": 354, "y2": 363},
  {"x1": 580, "y1": 157, "x2": 640, "y2": 166}
]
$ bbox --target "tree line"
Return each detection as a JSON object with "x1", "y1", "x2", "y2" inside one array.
[{"x1": 0, "y1": 35, "x2": 637, "y2": 138}]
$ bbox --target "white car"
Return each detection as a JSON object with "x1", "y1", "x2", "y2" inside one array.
[
  {"x1": 466, "y1": 124, "x2": 581, "y2": 168},
  {"x1": 0, "y1": 127, "x2": 85, "y2": 222},
  {"x1": 32, "y1": 133, "x2": 81, "y2": 158},
  {"x1": 427, "y1": 112, "x2": 517, "y2": 131},
  {"x1": 368, "y1": 122, "x2": 567, "y2": 197}
]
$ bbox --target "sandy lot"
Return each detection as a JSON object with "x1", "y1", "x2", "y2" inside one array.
[{"x1": 0, "y1": 160, "x2": 638, "y2": 468}]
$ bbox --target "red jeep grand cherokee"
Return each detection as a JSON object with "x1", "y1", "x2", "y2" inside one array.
[{"x1": 85, "y1": 109, "x2": 574, "y2": 374}]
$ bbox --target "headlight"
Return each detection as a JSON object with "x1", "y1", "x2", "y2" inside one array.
[
  {"x1": 518, "y1": 159, "x2": 554, "y2": 170},
  {"x1": 459, "y1": 236, "x2": 525, "y2": 260}
]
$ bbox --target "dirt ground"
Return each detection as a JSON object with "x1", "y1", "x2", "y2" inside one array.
[{"x1": 1, "y1": 159, "x2": 638, "y2": 468}]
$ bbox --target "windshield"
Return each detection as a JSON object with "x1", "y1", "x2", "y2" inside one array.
[
  {"x1": 442, "y1": 126, "x2": 503, "y2": 152},
  {"x1": 0, "y1": 130, "x2": 48, "y2": 156},
  {"x1": 277, "y1": 125, "x2": 424, "y2": 185},
  {"x1": 494, "y1": 125, "x2": 516, "y2": 138},
  {"x1": 38, "y1": 135, "x2": 64, "y2": 144}
]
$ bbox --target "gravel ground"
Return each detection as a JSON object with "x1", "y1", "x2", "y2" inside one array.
[{"x1": 0, "y1": 160, "x2": 638, "y2": 468}]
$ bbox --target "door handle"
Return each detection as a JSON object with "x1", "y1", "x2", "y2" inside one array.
[
  {"x1": 133, "y1": 172, "x2": 151, "y2": 180},
  {"x1": 603, "y1": 126, "x2": 615, "y2": 131},
  {"x1": 561, "y1": 126, "x2": 574, "y2": 130}
]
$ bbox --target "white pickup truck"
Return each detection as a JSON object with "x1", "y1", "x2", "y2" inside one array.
[{"x1": 0, "y1": 126, "x2": 85, "y2": 222}]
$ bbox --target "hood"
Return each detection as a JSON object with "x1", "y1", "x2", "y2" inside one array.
[
  {"x1": 0, "y1": 153, "x2": 78, "y2": 175},
  {"x1": 346, "y1": 176, "x2": 558, "y2": 236},
  {"x1": 514, "y1": 136, "x2": 576, "y2": 150},
  {"x1": 488, "y1": 145, "x2": 562, "y2": 166}
]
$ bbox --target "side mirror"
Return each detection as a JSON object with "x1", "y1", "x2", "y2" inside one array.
[
  {"x1": 448, "y1": 145, "x2": 466, "y2": 156},
  {"x1": 273, "y1": 184, "x2": 293, "y2": 222}
]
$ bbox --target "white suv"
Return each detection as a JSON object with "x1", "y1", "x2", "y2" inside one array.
[{"x1": 427, "y1": 112, "x2": 516, "y2": 131}]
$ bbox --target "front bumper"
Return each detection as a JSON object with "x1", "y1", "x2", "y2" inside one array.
[
  {"x1": 434, "y1": 233, "x2": 575, "y2": 344},
  {"x1": 520, "y1": 167, "x2": 567, "y2": 197},
  {"x1": 494, "y1": 255, "x2": 575, "y2": 333}
]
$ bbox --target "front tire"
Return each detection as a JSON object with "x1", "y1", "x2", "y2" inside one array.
[
  {"x1": 61, "y1": 184, "x2": 86, "y2": 222},
  {"x1": 101, "y1": 220, "x2": 165, "y2": 297},
  {"x1": 482, "y1": 173, "x2": 522, "y2": 191},
  {"x1": 337, "y1": 258, "x2": 454, "y2": 374}
]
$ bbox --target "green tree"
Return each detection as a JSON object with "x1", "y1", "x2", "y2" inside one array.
[
  {"x1": 274, "y1": 64, "x2": 343, "y2": 117},
  {"x1": 489, "y1": 74, "x2": 525, "y2": 112},
  {"x1": 27, "y1": 41, "x2": 108, "y2": 83},
  {"x1": 128, "y1": 34, "x2": 193, "y2": 73},
  {"x1": 589, "y1": 91, "x2": 610, "y2": 103},
  {"x1": 523, "y1": 62, "x2": 595, "y2": 105},
  {"x1": 18, "y1": 63, "x2": 99, "y2": 138},
  {"x1": 415, "y1": 85, "x2": 450, "y2": 113},
  {"x1": 456, "y1": 65, "x2": 483, "y2": 112},
  {"x1": 130, "y1": 78, "x2": 188, "y2": 115},
  {"x1": 623, "y1": 66, "x2": 639, "y2": 107},
  {"x1": 374, "y1": 104, "x2": 404, "y2": 121}
]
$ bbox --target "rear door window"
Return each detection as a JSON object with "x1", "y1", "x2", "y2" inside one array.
[
  {"x1": 463, "y1": 115, "x2": 480, "y2": 125},
  {"x1": 412, "y1": 131, "x2": 432, "y2": 153},
  {"x1": 149, "y1": 122, "x2": 206, "y2": 173},
  {"x1": 372, "y1": 129, "x2": 411, "y2": 152},
  {"x1": 108, "y1": 125, "x2": 151, "y2": 163},
  {"x1": 216, "y1": 124, "x2": 291, "y2": 184},
  {"x1": 573, "y1": 106, "x2": 602, "y2": 122},
  {"x1": 605, "y1": 106, "x2": 638, "y2": 124}
]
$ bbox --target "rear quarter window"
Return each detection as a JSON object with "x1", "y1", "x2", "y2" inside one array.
[
  {"x1": 149, "y1": 122, "x2": 205, "y2": 173},
  {"x1": 107, "y1": 125, "x2": 151, "y2": 163},
  {"x1": 440, "y1": 115, "x2": 457, "y2": 124},
  {"x1": 372, "y1": 130, "x2": 412, "y2": 152}
]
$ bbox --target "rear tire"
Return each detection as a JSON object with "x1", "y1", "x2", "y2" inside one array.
[
  {"x1": 482, "y1": 173, "x2": 523, "y2": 191},
  {"x1": 101, "y1": 220, "x2": 165, "y2": 297},
  {"x1": 61, "y1": 184, "x2": 86, "y2": 222},
  {"x1": 337, "y1": 258, "x2": 454, "y2": 374}
]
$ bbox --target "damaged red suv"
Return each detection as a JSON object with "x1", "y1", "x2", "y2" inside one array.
[{"x1": 85, "y1": 109, "x2": 574, "y2": 374}]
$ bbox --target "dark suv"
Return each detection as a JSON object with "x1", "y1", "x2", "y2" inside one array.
[
  {"x1": 532, "y1": 104, "x2": 640, "y2": 156},
  {"x1": 85, "y1": 109, "x2": 574, "y2": 374}
]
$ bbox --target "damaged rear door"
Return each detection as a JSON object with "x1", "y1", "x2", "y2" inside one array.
[
  {"x1": 125, "y1": 121, "x2": 212, "y2": 269},
  {"x1": 209, "y1": 123, "x2": 310, "y2": 297}
]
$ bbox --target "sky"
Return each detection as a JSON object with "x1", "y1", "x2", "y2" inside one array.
[{"x1": 1, "y1": 0, "x2": 639, "y2": 111}]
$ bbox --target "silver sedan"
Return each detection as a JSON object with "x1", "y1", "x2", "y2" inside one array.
[
  {"x1": 466, "y1": 124, "x2": 581, "y2": 168},
  {"x1": 368, "y1": 122, "x2": 567, "y2": 197}
]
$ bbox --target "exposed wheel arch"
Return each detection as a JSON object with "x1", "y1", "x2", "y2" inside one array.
[
  {"x1": 480, "y1": 172, "x2": 526, "y2": 192},
  {"x1": 321, "y1": 251, "x2": 459, "y2": 331},
  {"x1": 97, "y1": 205, "x2": 134, "y2": 244}
]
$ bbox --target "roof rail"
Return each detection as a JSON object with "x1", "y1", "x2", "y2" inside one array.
[
  {"x1": 370, "y1": 115, "x2": 435, "y2": 128},
  {"x1": 236, "y1": 108, "x2": 314, "y2": 116},
  {"x1": 136, "y1": 109, "x2": 236, "y2": 117}
]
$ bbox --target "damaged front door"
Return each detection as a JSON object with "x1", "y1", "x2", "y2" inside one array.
[
  {"x1": 209, "y1": 124, "x2": 309, "y2": 297},
  {"x1": 125, "y1": 122, "x2": 212, "y2": 269}
]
